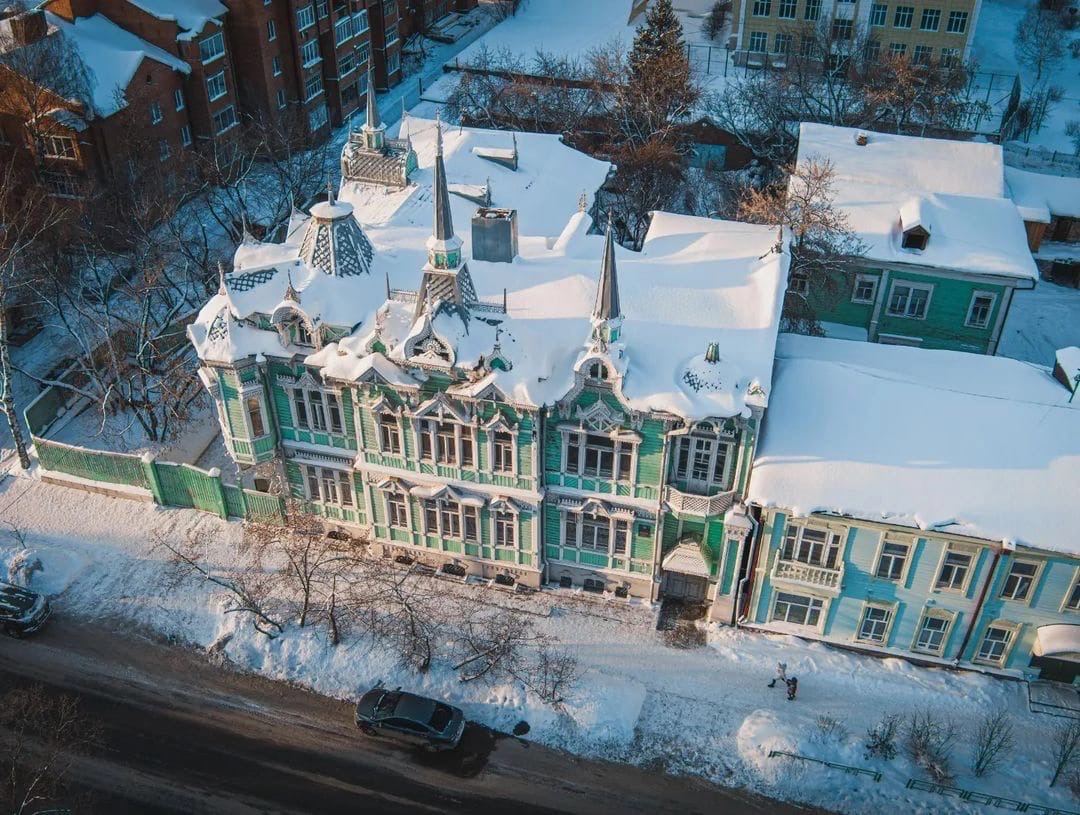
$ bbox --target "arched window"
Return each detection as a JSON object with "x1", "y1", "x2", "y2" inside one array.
[{"x1": 588, "y1": 361, "x2": 608, "y2": 381}]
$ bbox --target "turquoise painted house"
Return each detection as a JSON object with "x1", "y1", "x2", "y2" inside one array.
[
  {"x1": 792, "y1": 124, "x2": 1038, "y2": 354},
  {"x1": 746, "y1": 336, "x2": 1080, "y2": 680},
  {"x1": 188, "y1": 116, "x2": 790, "y2": 609}
]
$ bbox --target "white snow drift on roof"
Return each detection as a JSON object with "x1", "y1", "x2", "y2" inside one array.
[
  {"x1": 749, "y1": 334, "x2": 1080, "y2": 553},
  {"x1": 126, "y1": 0, "x2": 226, "y2": 38},
  {"x1": 796, "y1": 123, "x2": 1037, "y2": 281},
  {"x1": 1005, "y1": 166, "x2": 1080, "y2": 224},
  {"x1": 192, "y1": 119, "x2": 787, "y2": 422},
  {"x1": 46, "y1": 12, "x2": 190, "y2": 116}
]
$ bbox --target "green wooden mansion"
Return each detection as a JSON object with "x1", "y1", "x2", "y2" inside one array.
[{"x1": 188, "y1": 112, "x2": 789, "y2": 615}]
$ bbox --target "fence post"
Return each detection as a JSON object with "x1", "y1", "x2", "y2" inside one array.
[
  {"x1": 208, "y1": 467, "x2": 229, "y2": 520},
  {"x1": 141, "y1": 452, "x2": 166, "y2": 506}
]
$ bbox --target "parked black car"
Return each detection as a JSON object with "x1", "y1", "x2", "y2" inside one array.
[
  {"x1": 354, "y1": 688, "x2": 466, "y2": 751},
  {"x1": 0, "y1": 581, "x2": 50, "y2": 637}
]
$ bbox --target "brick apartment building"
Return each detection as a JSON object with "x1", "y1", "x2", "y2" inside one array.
[
  {"x1": 728, "y1": 0, "x2": 982, "y2": 66},
  {"x1": 0, "y1": 0, "x2": 477, "y2": 200}
]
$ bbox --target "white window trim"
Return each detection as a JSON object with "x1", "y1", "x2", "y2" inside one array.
[
  {"x1": 383, "y1": 486, "x2": 411, "y2": 530},
  {"x1": 267, "y1": 19, "x2": 277, "y2": 40},
  {"x1": 1062, "y1": 567, "x2": 1080, "y2": 614},
  {"x1": 964, "y1": 290, "x2": 997, "y2": 329},
  {"x1": 491, "y1": 506, "x2": 519, "y2": 549},
  {"x1": 972, "y1": 620, "x2": 1021, "y2": 667},
  {"x1": 999, "y1": 556, "x2": 1044, "y2": 605},
  {"x1": 910, "y1": 607, "x2": 956, "y2": 656},
  {"x1": 375, "y1": 410, "x2": 403, "y2": 455},
  {"x1": 769, "y1": 590, "x2": 828, "y2": 632},
  {"x1": 200, "y1": 31, "x2": 226, "y2": 65},
  {"x1": 487, "y1": 425, "x2": 518, "y2": 476},
  {"x1": 851, "y1": 273, "x2": 879, "y2": 304},
  {"x1": 871, "y1": 532, "x2": 914, "y2": 584},
  {"x1": 42, "y1": 134, "x2": 77, "y2": 160},
  {"x1": 779, "y1": 520, "x2": 846, "y2": 570},
  {"x1": 932, "y1": 542, "x2": 979, "y2": 594},
  {"x1": 559, "y1": 509, "x2": 634, "y2": 561},
  {"x1": 421, "y1": 496, "x2": 480, "y2": 543},
  {"x1": 174, "y1": 89, "x2": 185, "y2": 111},
  {"x1": 297, "y1": 4, "x2": 316, "y2": 31},
  {"x1": 292, "y1": 386, "x2": 345, "y2": 435},
  {"x1": 301, "y1": 464, "x2": 355, "y2": 508},
  {"x1": 854, "y1": 600, "x2": 898, "y2": 647},
  {"x1": 886, "y1": 280, "x2": 934, "y2": 320},
  {"x1": 300, "y1": 39, "x2": 322, "y2": 68},
  {"x1": 414, "y1": 417, "x2": 478, "y2": 470},
  {"x1": 560, "y1": 427, "x2": 639, "y2": 484},
  {"x1": 206, "y1": 70, "x2": 228, "y2": 102},
  {"x1": 672, "y1": 432, "x2": 734, "y2": 492}
]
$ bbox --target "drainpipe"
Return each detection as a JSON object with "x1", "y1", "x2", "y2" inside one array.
[
  {"x1": 732, "y1": 503, "x2": 762, "y2": 628},
  {"x1": 954, "y1": 541, "x2": 1011, "y2": 665}
]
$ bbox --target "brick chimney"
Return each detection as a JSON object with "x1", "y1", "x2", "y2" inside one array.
[{"x1": 8, "y1": 9, "x2": 47, "y2": 46}]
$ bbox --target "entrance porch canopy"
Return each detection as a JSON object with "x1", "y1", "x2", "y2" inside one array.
[
  {"x1": 661, "y1": 542, "x2": 711, "y2": 578},
  {"x1": 1034, "y1": 625, "x2": 1080, "y2": 661}
]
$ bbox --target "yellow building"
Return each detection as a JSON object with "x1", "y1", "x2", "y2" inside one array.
[{"x1": 729, "y1": 0, "x2": 981, "y2": 66}]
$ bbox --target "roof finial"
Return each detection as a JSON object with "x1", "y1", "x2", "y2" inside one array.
[
  {"x1": 435, "y1": 111, "x2": 443, "y2": 157},
  {"x1": 385, "y1": 269, "x2": 391, "y2": 300},
  {"x1": 327, "y1": 172, "x2": 335, "y2": 207},
  {"x1": 217, "y1": 260, "x2": 227, "y2": 296},
  {"x1": 705, "y1": 341, "x2": 720, "y2": 364},
  {"x1": 593, "y1": 213, "x2": 621, "y2": 322},
  {"x1": 578, "y1": 190, "x2": 588, "y2": 213},
  {"x1": 240, "y1": 209, "x2": 252, "y2": 242},
  {"x1": 285, "y1": 270, "x2": 300, "y2": 303}
]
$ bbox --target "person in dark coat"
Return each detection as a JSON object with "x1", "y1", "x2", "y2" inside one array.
[{"x1": 785, "y1": 676, "x2": 798, "y2": 701}]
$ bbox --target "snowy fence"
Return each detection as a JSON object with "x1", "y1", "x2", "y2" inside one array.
[
  {"x1": 767, "y1": 750, "x2": 882, "y2": 782},
  {"x1": 904, "y1": 779, "x2": 1079, "y2": 815},
  {"x1": 23, "y1": 380, "x2": 284, "y2": 524}
]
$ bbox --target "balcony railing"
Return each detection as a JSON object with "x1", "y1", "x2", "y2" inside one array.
[
  {"x1": 772, "y1": 559, "x2": 844, "y2": 592},
  {"x1": 664, "y1": 486, "x2": 736, "y2": 517}
]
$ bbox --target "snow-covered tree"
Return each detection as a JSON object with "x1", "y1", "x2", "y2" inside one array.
[
  {"x1": 1015, "y1": 7, "x2": 1066, "y2": 83},
  {"x1": 628, "y1": 0, "x2": 685, "y2": 80}
]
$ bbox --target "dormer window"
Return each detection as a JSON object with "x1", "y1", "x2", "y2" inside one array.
[
  {"x1": 295, "y1": 321, "x2": 314, "y2": 347},
  {"x1": 901, "y1": 227, "x2": 929, "y2": 251},
  {"x1": 588, "y1": 361, "x2": 609, "y2": 381}
]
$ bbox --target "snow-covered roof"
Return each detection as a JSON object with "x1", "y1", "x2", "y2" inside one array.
[
  {"x1": 126, "y1": 0, "x2": 227, "y2": 38},
  {"x1": 1005, "y1": 166, "x2": 1080, "y2": 224},
  {"x1": 796, "y1": 123, "x2": 1037, "y2": 281},
  {"x1": 190, "y1": 119, "x2": 788, "y2": 422},
  {"x1": 749, "y1": 334, "x2": 1080, "y2": 554},
  {"x1": 45, "y1": 12, "x2": 190, "y2": 116}
]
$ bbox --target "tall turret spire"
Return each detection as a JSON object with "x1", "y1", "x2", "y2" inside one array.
[
  {"x1": 594, "y1": 214, "x2": 621, "y2": 322},
  {"x1": 432, "y1": 115, "x2": 455, "y2": 242},
  {"x1": 364, "y1": 64, "x2": 380, "y2": 132}
]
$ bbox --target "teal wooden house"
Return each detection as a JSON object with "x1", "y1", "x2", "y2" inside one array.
[
  {"x1": 188, "y1": 118, "x2": 789, "y2": 607},
  {"x1": 746, "y1": 336, "x2": 1080, "y2": 681},
  {"x1": 791, "y1": 124, "x2": 1038, "y2": 355}
]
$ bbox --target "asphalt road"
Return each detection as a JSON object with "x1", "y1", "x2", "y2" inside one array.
[{"x1": 0, "y1": 617, "x2": 821, "y2": 815}]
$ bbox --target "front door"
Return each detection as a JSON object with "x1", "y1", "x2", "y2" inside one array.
[{"x1": 664, "y1": 571, "x2": 708, "y2": 602}]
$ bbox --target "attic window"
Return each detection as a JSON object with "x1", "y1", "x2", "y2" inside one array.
[
  {"x1": 588, "y1": 362, "x2": 609, "y2": 381},
  {"x1": 295, "y1": 321, "x2": 314, "y2": 347},
  {"x1": 902, "y1": 227, "x2": 929, "y2": 251}
]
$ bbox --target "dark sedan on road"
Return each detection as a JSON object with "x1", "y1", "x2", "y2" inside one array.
[
  {"x1": 355, "y1": 688, "x2": 466, "y2": 751},
  {"x1": 0, "y1": 581, "x2": 50, "y2": 637}
]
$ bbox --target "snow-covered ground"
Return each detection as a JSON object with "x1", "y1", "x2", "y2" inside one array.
[
  {"x1": 2, "y1": 466, "x2": 1077, "y2": 815},
  {"x1": 999, "y1": 279, "x2": 1080, "y2": 364},
  {"x1": 973, "y1": 0, "x2": 1080, "y2": 155}
]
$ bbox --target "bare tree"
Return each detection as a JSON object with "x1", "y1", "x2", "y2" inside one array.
[
  {"x1": 905, "y1": 709, "x2": 958, "y2": 783},
  {"x1": 157, "y1": 529, "x2": 286, "y2": 639},
  {"x1": 1051, "y1": 719, "x2": 1080, "y2": 787},
  {"x1": 864, "y1": 712, "x2": 902, "y2": 761},
  {"x1": 0, "y1": 154, "x2": 67, "y2": 467},
  {"x1": 0, "y1": 684, "x2": 99, "y2": 815},
  {"x1": 1015, "y1": 6, "x2": 1066, "y2": 83},
  {"x1": 971, "y1": 709, "x2": 1014, "y2": 778},
  {"x1": 703, "y1": 1, "x2": 731, "y2": 41},
  {"x1": 736, "y1": 156, "x2": 865, "y2": 334}
]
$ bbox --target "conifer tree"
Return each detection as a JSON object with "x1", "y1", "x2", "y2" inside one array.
[{"x1": 629, "y1": 0, "x2": 686, "y2": 80}]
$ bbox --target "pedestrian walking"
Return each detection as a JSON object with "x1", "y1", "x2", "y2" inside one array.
[
  {"x1": 786, "y1": 676, "x2": 798, "y2": 701},
  {"x1": 767, "y1": 661, "x2": 787, "y2": 688}
]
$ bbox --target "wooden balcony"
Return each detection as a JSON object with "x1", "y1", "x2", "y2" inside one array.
[
  {"x1": 771, "y1": 559, "x2": 844, "y2": 593},
  {"x1": 663, "y1": 486, "x2": 736, "y2": 517}
]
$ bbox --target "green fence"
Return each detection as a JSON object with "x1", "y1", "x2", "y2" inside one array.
[{"x1": 35, "y1": 438, "x2": 150, "y2": 489}]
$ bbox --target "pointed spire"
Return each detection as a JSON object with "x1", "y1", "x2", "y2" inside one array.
[
  {"x1": 327, "y1": 172, "x2": 336, "y2": 207},
  {"x1": 705, "y1": 341, "x2": 720, "y2": 364},
  {"x1": 217, "y1": 260, "x2": 228, "y2": 297},
  {"x1": 285, "y1": 270, "x2": 300, "y2": 303},
  {"x1": 578, "y1": 190, "x2": 588, "y2": 213},
  {"x1": 594, "y1": 213, "x2": 621, "y2": 322},
  {"x1": 432, "y1": 114, "x2": 455, "y2": 242},
  {"x1": 364, "y1": 64, "x2": 380, "y2": 132}
]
